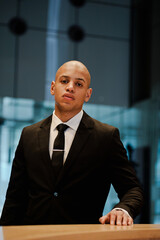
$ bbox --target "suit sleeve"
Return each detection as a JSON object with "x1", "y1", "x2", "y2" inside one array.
[
  {"x1": 109, "y1": 128, "x2": 144, "y2": 219},
  {"x1": 0, "y1": 129, "x2": 28, "y2": 225}
]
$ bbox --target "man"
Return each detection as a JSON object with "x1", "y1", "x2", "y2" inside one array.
[{"x1": 0, "y1": 61, "x2": 143, "y2": 226}]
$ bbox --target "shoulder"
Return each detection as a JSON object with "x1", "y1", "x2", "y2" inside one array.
[
  {"x1": 23, "y1": 115, "x2": 52, "y2": 133},
  {"x1": 83, "y1": 111, "x2": 119, "y2": 136}
]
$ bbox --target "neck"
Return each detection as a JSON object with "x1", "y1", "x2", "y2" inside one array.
[{"x1": 54, "y1": 108, "x2": 81, "y2": 122}]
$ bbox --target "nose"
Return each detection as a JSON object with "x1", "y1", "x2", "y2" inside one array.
[{"x1": 66, "y1": 81, "x2": 74, "y2": 92}]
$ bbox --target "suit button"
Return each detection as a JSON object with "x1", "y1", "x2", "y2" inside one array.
[{"x1": 54, "y1": 192, "x2": 58, "y2": 197}]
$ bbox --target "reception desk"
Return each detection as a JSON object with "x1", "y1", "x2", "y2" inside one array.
[{"x1": 0, "y1": 224, "x2": 160, "y2": 240}]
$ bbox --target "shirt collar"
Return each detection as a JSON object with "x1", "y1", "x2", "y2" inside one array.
[{"x1": 51, "y1": 110, "x2": 83, "y2": 131}]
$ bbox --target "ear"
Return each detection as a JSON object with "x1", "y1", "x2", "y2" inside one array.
[
  {"x1": 85, "y1": 88, "x2": 92, "y2": 102},
  {"x1": 50, "y1": 81, "x2": 55, "y2": 96}
]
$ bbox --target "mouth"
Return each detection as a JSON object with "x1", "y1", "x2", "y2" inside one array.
[{"x1": 63, "y1": 93, "x2": 75, "y2": 101}]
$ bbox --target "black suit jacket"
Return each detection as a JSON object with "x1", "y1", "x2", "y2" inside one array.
[{"x1": 0, "y1": 112, "x2": 143, "y2": 225}]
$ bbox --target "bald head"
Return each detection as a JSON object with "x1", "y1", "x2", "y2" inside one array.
[{"x1": 55, "y1": 60, "x2": 91, "y2": 87}]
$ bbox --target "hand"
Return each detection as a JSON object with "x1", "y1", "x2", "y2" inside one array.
[{"x1": 99, "y1": 209, "x2": 133, "y2": 226}]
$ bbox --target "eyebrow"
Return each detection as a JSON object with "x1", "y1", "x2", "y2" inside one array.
[
  {"x1": 75, "y1": 78, "x2": 85, "y2": 82},
  {"x1": 60, "y1": 75, "x2": 85, "y2": 82}
]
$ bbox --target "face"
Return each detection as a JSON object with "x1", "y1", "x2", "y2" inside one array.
[{"x1": 50, "y1": 61, "x2": 92, "y2": 117}]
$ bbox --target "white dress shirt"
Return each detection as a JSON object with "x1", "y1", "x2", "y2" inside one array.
[{"x1": 49, "y1": 110, "x2": 83, "y2": 163}]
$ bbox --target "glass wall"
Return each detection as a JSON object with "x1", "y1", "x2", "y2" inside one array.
[
  {"x1": 0, "y1": 0, "x2": 131, "y2": 106},
  {"x1": 0, "y1": 0, "x2": 160, "y2": 224},
  {"x1": 0, "y1": 97, "x2": 160, "y2": 223}
]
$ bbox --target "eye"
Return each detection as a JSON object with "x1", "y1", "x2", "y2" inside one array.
[
  {"x1": 61, "y1": 79, "x2": 68, "y2": 84},
  {"x1": 75, "y1": 82, "x2": 83, "y2": 87}
]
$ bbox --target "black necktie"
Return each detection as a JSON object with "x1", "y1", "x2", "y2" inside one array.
[{"x1": 52, "y1": 124, "x2": 68, "y2": 178}]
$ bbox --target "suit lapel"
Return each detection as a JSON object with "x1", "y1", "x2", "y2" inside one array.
[
  {"x1": 37, "y1": 112, "x2": 94, "y2": 187},
  {"x1": 38, "y1": 115, "x2": 52, "y2": 159},
  {"x1": 56, "y1": 112, "x2": 94, "y2": 185},
  {"x1": 38, "y1": 115, "x2": 55, "y2": 183}
]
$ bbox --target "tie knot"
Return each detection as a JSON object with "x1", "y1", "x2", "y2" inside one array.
[{"x1": 57, "y1": 124, "x2": 68, "y2": 133}]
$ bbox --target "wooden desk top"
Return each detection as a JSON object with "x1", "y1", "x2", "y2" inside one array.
[{"x1": 0, "y1": 224, "x2": 160, "y2": 240}]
